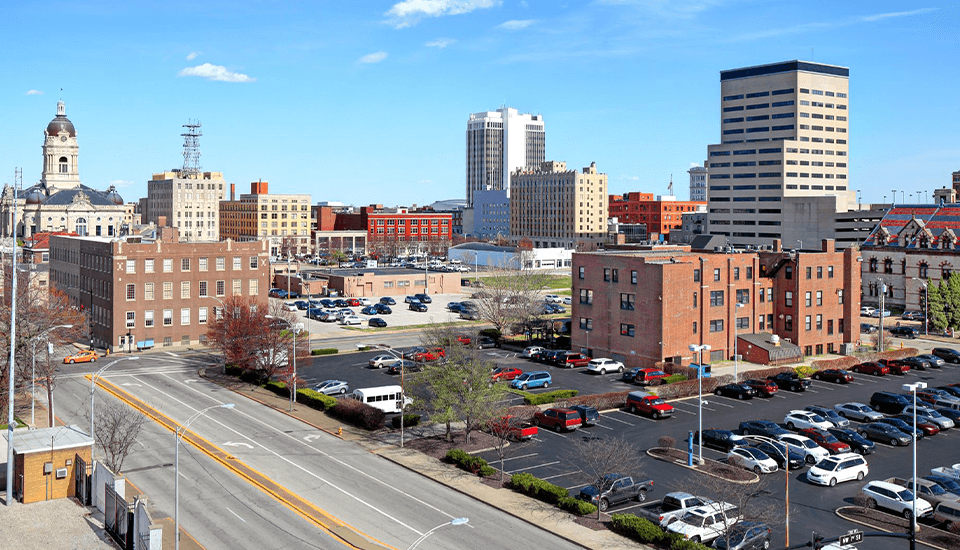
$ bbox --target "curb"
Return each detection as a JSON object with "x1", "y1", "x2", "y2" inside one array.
[
  {"x1": 645, "y1": 448, "x2": 759, "y2": 484},
  {"x1": 834, "y1": 506, "x2": 953, "y2": 550}
]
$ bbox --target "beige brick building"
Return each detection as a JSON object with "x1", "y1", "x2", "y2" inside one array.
[
  {"x1": 510, "y1": 161, "x2": 608, "y2": 249},
  {"x1": 219, "y1": 181, "x2": 312, "y2": 257},
  {"x1": 144, "y1": 170, "x2": 226, "y2": 242},
  {"x1": 49, "y1": 229, "x2": 269, "y2": 351}
]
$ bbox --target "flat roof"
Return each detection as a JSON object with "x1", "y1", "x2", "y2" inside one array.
[
  {"x1": 721, "y1": 60, "x2": 849, "y2": 81},
  {"x1": 7, "y1": 425, "x2": 93, "y2": 455}
]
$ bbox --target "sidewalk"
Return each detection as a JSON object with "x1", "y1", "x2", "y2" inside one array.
[{"x1": 199, "y1": 366, "x2": 645, "y2": 550}]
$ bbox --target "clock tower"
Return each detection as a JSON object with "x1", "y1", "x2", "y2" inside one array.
[{"x1": 41, "y1": 100, "x2": 81, "y2": 190}]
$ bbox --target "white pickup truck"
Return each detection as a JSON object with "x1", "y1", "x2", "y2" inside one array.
[{"x1": 931, "y1": 464, "x2": 960, "y2": 480}]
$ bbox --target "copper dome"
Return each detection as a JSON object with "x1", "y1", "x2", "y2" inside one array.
[
  {"x1": 46, "y1": 115, "x2": 76, "y2": 138},
  {"x1": 25, "y1": 189, "x2": 45, "y2": 205}
]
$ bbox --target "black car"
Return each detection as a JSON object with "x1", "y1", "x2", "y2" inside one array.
[
  {"x1": 622, "y1": 367, "x2": 643, "y2": 383},
  {"x1": 827, "y1": 427, "x2": 876, "y2": 455},
  {"x1": 766, "y1": 372, "x2": 812, "y2": 392},
  {"x1": 447, "y1": 302, "x2": 463, "y2": 312},
  {"x1": 542, "y1": 349, "x2": 567, "y2": 364},
  {"x1": 386, "y1": 360, "x2": 422, "y2": 375},
  {"x1": 368, "y1": 318, "x2": 387, "y2": 328},
  {"x1": 899, "y1": 356, "x2": 931, "y2": 370},
  {"x1": 529, "y1": 349, "x2": 551, "y2": 362},
  {"x1": 319, "y1": 298, "x2": 336, "y2": 308},
  {"x1": 869, "y1": 391, "x2": 911, "y2": 414},
  {"x1": 307, "y1": 308, "x2": 324, "y2": 320},
  {"x1": 477, "y1": 336, "x2": 499, "y2": 349},
  {"x1": 714, "y1": 383, "x2": 756, "y2": 400},
  {"x1": 373, "y1": 303, "x2": 392, "y2": 314},
  {"x1": 937, "y1": 408, "x2": 960, "y2": 423},
  {"x1": 889, "y1": 326, "x2": 918, "y2": 339},
  {"x1": 569, "y1": 405, "x2": 600, "y2": 426},
  {"x1": 874, "y1": 417, "x2": 923, "y2": 439},
  {"x1": 696, "y1": 429, "x2": 746, "y2": 452},
  {"x1": 360, "y1": 306, "x2": 378, "y2": 315},
  {"x1": 751, "y1": 441, "x2": 806, "y2": 470},
  {"x1": 932, "y1": 347, "x2": 960, "y2": 364},
  {"x1": 938, "y1": 386, "x2": 960, "y2": 399},
  {"x1": 860, "y1": 323, "x2": 878, "y2": 334},
  {"x1": 294, "y1": 300, "x2": 310, "y2": 310},
  {"x1": 414, "y1": 293, "x2": 432, "y2": 304},
  {"x1": 546, "y1": 304, "x2": 566, "y2": 314},
  {"x1": 713, "y1": 522, "x2": 771, "y2": 550},
  {"x1": 857, "y1": 422, "x2": 913, "y2": 446},
  {"x1": 379, "y1": 297, "x2": 396, "y2": 305},
  {"x1": 334, "y1": 299, "x2": 350, "y2": 308},
  {"x1": 409, "y1": 302, "x2": 428, "y2": 312},
  {"x1": 739, "y1": 420, "x2": 790, "y2": 439},
  {"x1": 915, "y1": 354, "x2": 945, "y2": 368}
]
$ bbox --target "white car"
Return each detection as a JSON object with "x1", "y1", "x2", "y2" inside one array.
[
  {"x1": 806, "y1": 452, "x2": 869, "y2": 486},
  {"x1": 860, "y1": 306, "x2": 876, "y2": 316},
  {"x1": 357, "y1": 297, "x2": 372, "y2": 306},
  {"x1": 368, "y1": 354, "x2": 396, "y2": 368},
  {"x1": 778, "y1": 434, "x2": 831, "y2": 465},
  {"x1": 543, "y1": 294, "x2": 563, "y2": 303},
  {"x1": 282, "y1": 302, "x2": 298, "y2": 311},
  {"x1": 520, "y1": 346, "x2": 544, "y2": 359},
  {"x1": 727, "y1": 447, "x2": 778, "y2": 474},
  {"x1": 586, "y1": 358, "x2": 625, "y2": 375},
  {"x1": 666, "y1": 502, "x2": 742, "y2": 545},
  {"x1": 339, "y1": 315, "x2": 362, "y2": 326},
  {"x1": 861, "y1": 480, "x2": 933, "y2": 519},
  {"x1": 562, "y1": 296, "x2": 572, "y2": 305},
  {"x1": 834, "y1": 402, "x2": 885, "y2": 422},
  {"x1": 784, "y1": 410, "x2": 834, "y2": 431},
  {"x1": 903, "y1": 406, "x2": 956, "y2": 430},
  {"x1": 870, "y1": 309, "x2": 892, "y2": 318}
]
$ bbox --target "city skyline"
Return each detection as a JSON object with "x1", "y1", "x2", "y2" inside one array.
[{"x1": 2, "y1": 1, "x2": 956, "y2": 206}]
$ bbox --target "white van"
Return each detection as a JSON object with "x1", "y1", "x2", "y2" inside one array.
[
  {"x1": 449, "y1": 258, "x2": 462, "y2": 265},
  {"x1": 351, "y1": 385, "x2": 412, "y2": 414}
]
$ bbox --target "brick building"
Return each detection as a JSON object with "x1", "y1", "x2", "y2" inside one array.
[
  {"x1": 9, "y1": 425, "x2": 92, "y2": 504},
  {"x1": 219, "y1": 181, "x2": 312, "y2": 257},
  {"x1": 312, "y1": 204, "x2": 452, "y2": 257},
  {"x1": 608, "y1": 192, "x2": 707, "y2": 241},
  {"x1": 571, "y1": 239, "x2": 858, "y2": 367},
  {"x1": 49, "y1": 229, "x2": 269, "y2": 351}
]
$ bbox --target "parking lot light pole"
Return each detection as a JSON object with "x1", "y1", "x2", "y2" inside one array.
[
  {"x1": 90, "y1": 356, "x2": 140, "y2": 454},
  {"x1": 266, "y1": 315, "x2": 299, "y2": 411},
  {"x1": 912, "y1": 278, "x2": 928, "y2": 336},
  {"x1": 30, "y1": 324, "x2": 73, "y2": 426},
  {"x1": 689, "y1": 343, "x2": 711, "y2": 465},
  {"x1": 175, "y1": 403, "x2": 234, "y2": 550},
  {"x1": 407, "y1": 517, "x2": 469, "y2": 550},
  {"x1": 903, "y1": 381, "x2": 926, "y2": 550}
]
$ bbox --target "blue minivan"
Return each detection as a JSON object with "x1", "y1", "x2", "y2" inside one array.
[{"x1": 510, "y1": 371, "x2": 552, "y2": 390}]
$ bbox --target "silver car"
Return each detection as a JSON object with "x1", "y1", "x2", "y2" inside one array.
[
  {"x1": 314, "y1": 380, "x2": 349, "y2": 395},
  {"x1": 904, "y1": 406, "x2": 956, "y2": 430},
  {"x1": 834, "y1": 402, "x2": 884, "y2": 422}
]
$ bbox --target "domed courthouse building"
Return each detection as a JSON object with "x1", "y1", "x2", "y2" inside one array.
[{"x1": 0, "y1": 101, "x2": 132, "y2": 239}]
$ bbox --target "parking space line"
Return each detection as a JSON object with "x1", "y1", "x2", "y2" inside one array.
[
  {"x1": 541, "y1": 472, "x2": 580, "y2": 481},
  {"x1": 606, "y1": 413, "x2": 638, "y2": 426},
  {"x1": 592, "y1": 423, "x2": 614, "y2": 430},
  {"x1": 812, "y1": 384, "x2": 836, "y2": 390},
  {"x1": 537, "y1": 430, "x2": 570, "y2": 439},
  {"x1": 709, "y1": 397, "x2": 738, "y2": 407},
  {"x1": 507, "y1": 461, "x2": 560, "y2": 474},
  {"x1": 612, "y1": 502, "x2": 649, "y2": 513},
  {"x1": 493, "y1": 453, "x2": 539, "y2": 463}
]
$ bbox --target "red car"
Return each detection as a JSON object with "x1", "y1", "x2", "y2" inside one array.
[
  {"x1": 916, "y1": 390, "x2": 944, "y2": 405},
  {"x1": 561, "y1": 353, "x2": 591, "y2": 368},
  {"x1": 491, "y1": 366, "x2": 522, "y2": 381},
  {"x1": 877, "y1": 358, "x2": 911, "y2": 375},
  {"x1": 633, "y1": 368, "x2": 668, "y2": 386},
  {"x1": 413, "y1": 347, "x2": 446, "y2": 362},
  {"x1": 813, "y1": 369, "x2": 854, "y2": 384},
  {"x1": 850, "y1": 362, "x2": 889, "y2": 376},
  {"x1": 743, "y1": 379, "x2": 779, "y2": 397},
  {"x1": 798, "y1": 428, "x2": 852, "y2": 454},
  {"x1": 456, "y1": 334, "x2": 472, "y2": 346},
  {"x1": 346, "y1": 298, "x2": 361, "y2": 307},
  {"x1": 533, "y1": 408, "x2": 583, "y2": 432},
  {"x1": 893, "y1": 414, "x2": 940, "y2": 436}
]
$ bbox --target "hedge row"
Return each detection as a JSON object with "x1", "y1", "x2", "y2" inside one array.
[
  {"x1": 297, "y1": 388, "x2": 339, "y2": 411},
  {"x1": 610, "y1": 514, "x2": 709, "y2": 550},
  {"x1": 558, "y1": 496, "x2": 598, "y2": 516},
  {"x1": 328, "y1": 398, "x2": 385, "y2": 430},
  {"x1": 391, "y1": 414, "x2": 422, "y2": 429},
  {"x1": 509, "y1": 472, "x2": 570, "y2": 505},
  {"x1": 311, "y1": 348, "x2": 339, "y2": 356},
  {"x1": 507, "y1": 388, "x2": 579, "y2": 405},
  {"x1": 556, "y1": 391, "x2": 631, "y2": 411},
  {"x1": 444, "y1": 449, "x2": 496, "y2": 477},
  {"x1": 662, "y1": 374, "x2": 688, "y2": 384}
]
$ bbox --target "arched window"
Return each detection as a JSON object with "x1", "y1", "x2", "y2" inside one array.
[
  {"x1": 901, "y1": 259, "x2": 907, "y2": 274},
  {"x1": 883, "y1": 259, "x2": 893, "y2": 274},
  {"x1": 919, "y1": 262, "x2": 929, "y2": 278},
  {"x1": 59, "y1": 156, "x2": 68, "y2": 174},
  {"x1": 75, "y1": 217, "x2": 87, "y2": 236},
  {"x1": 868, "y1": 258, "x2": 878, "y2": 273}
]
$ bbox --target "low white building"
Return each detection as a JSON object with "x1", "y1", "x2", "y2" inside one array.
[{"x1": 448, "y1": 242, "x2": 571, "y2": 271}]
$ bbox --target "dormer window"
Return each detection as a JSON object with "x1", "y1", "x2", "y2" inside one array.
[{"x1": 59, "y1": 157, "x2": 68, "y2": 173}]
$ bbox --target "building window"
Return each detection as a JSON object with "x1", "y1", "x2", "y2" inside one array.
[
  {"x1": 736, "y1": 289, "x2": 750, "y2": 304},
  {"x1": 163, "y1": 282, "x2": 173, "y2": 300},
  {"x1": 145, "y1": 259, "x2": 155, "y2": 273},
  {"x1": 710, "y1": 319, "x2": 724, "y2": 332},
  {"x1": 199, "y1": 307, "x2": 208, "y2": 324},
  {"x1": 579, "y1": 289, "x2": 594, "y2": 304},
  {"x1": 216, "y1": 257, "x2": 225, "y2": 271},
  {"x1": 827, "y1": 319, "x2": 834, "y2": 334},
  {"x1": 181, "y1": 308, "x2": 190, "y2": 325},
  {"x1": 733, "y1": 267, "x2": 740, "y2": 280},
  {"x1": 578, "y1": 266, "x2": 585, "y2": 279},
  {"x1": 883, "y1": 259, "x2": 893, "y2": 274},
  {"x1": 59, "y1": 156, "x2": 68, "y2": 173},
  {"x1": 233, "y1": 257, "x2": 242, "y2": 270},
  {"x1": 785, "y1": 315, "x2": 793, "y2": 331},
  {"x1": 126, "y1": 311, "x2": 135, "y2": 329},
  {"x1": 805, "y1": 291, "x2": 812, "y2": 307},
  {"x1": 620, "y1": 324, "x2": 635, "y2": 337},
  {"x1": 816, "y1": 314, "x2": 823, "y2": 330},
  {"x1": 710, "y1": 290, "x2": 724, "y2": 306},
  {"x1": 736, "y1": 317, "x2": 749, "y2": 330},
  {"x1": 181, "y1": 281, "x2": 190, "y2": 299},
  {"x1": 233, "y1": 279, "x2": 242, "y2": 295},
  {"x1": 805, "y1": 315, "x2": 812, "y2": 331},
  {"x1": 806, "y1": 267, "x2": 812, "y2": 279},
  {"x1": 785, "y1": 291, "x2": 793, "y2": 307},
  {"x1": 612, "y1": 269, "x2": 619, "y2": 282},
  {"x1": 919, "y1": 262, "x2": 928, "y2": 278},
  {"x1": 250, "y1": 257, "x2": 259, "y2": 269},
  {"x1": 839, "y1": 318, "x2": 845, "y2": 333},
  {"x1": 817, "y1": 266, "x2": 823, "y2": 279},
  {"x1": 759, "y1": 289, "x2": 765, "y2": 303},
  {"x1": 163, "y1": 259, "x2": 173, "y2": 273},
  {"x1": 785, "y1": 265, "x2": 793, "y2": 279},
  {"x1": 693, "y1": 321, "x2": 698, "y2": 333},
  {"x1": 694, "y1": 269, "x2": 701, "y2": 282},
  {"x1": 604, "y1": 268, "x2": 611, "y2": 282},
  {"x1": 816, "y1": 291, "x2": 823, "y2": 306},
  {"x1": 145, "y1": 283, "x2": 154, "y2": 300},
  {"x1": 759, "y1": 315, "x2": 765, "y2": 330},
  {"x1": 868, "y1": 258, "x2": 877, "y2": 273},
  {"x1": 145, "y1": 310, "x2": 154, "y2": 327},
  {"x1": 828, "y1": 265, "x2": 834, "y2": 278},
  {"x1": 126, "y1": 260, "x2": 136, "y2": 274},
  {"x1": 199, "y1": 257, "x2": 208, "y2": 271},
  {"x1": 216, "y1": 280, "x2": 225, "y2": 297},
  {"x1": 579, "y1": 318, "x2": 593, "y2": 330},
  {"x1": 126, "y1": 284, "x2": 136, "y2": 300},
  {"x1": 249, "y1": 279, "x2": 258, "y2": 296},
  {"x1": 693, "y1": 292, "x2": 698, "y2": 308},
  {"x1": 714, "y1": 268, "x2": 721, "y2": 282},
  {"x1": 163, "y1": 309, "x2": 173, "y2": 326},
  {"x1": 199, "y1": 281, "x2": 208, "y2": 297},
  {"x1": 181, "y1": 258, "x2": 190, "y2": 271},
  {"x1": 620, "y1": 293, "x2": 635, "y2": 310},
  {"x1": 631, "y1": 270, "x2": 637, "y2": 284},
  {"x1": 838, "y1": 289, "x2": 844, "y2": 304},
  {"x1": 746, "y1": 266, "x2": 753, "y2": 280}
]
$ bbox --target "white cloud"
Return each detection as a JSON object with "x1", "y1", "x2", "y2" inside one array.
[
  {"x1": 25, "y1": 89, "x2": 43, "y2": 95},
  {"x1": 425, "y1": 38, "x2": 456, "y2": 48},
  {"x1": 177, "y1": 63, "x2": 255, "y2": 83},
  {"x1": 186, "y1": 51, "x2": 200, "y2": 60},
  {"x1": 385, "y1": 0, "x2": 498, "y2": 28},
  {"x1": 358, "y1": 51, "x2": 388, "y2": 64},
  {"x1": 861, "y1": 8, "x2": 936, "y2": 22},
  {"x1": 497, "y1": 19, "x2": 535, "y2": 30},
  {"x1": 689, "y1": 162, "x2": 700, "y2": 168},
  {"x1": 108, "y1": 179, "x2": 135, "y2": 188}
]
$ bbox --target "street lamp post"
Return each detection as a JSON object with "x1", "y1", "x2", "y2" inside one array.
[
  {"x1": 902, "y1": 381, "x2": 926, "y2": 550},
  {"x1": 90, "y1": 356, "x2": 140, "y2": 451},
  {"x1": 265, "y1": 315, "x2": 299, "y2": 411},
  {"x1": 912, "y1": 278, "x2": 928, "y2": 336},
  {"x1": 175, "y1": 403, "x2": 235, "y2": 550},
  {"x1": 734, "y1": 303, "x2": 744, "y2": 382},
  {"x1": 407, "y1": 517, "x2": 469, "y2": 550},
  {"x1": 30, "y1": 324, "x2": 73, "y2": 426},
  {"x1": 688, "y1": 343, "x2": 711, "y2": 465}
]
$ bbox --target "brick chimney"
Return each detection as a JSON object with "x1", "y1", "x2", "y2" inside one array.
[
  {"x1": 230, "y1": 183, "x2": 235, "y2": 201},
  {"x1": 251, "y1": 180, "x2": 268, "y2": 194}
]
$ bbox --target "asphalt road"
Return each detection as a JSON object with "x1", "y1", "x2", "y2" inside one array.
[{"x1": 52, "y1": 352, "x2": 585, "y2": 550}]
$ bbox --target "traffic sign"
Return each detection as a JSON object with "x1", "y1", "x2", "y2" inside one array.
[{"x1": 839, "y1": 530, "x2": 863, "y2": 545}]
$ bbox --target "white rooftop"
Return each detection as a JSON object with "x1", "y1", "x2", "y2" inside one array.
[{"x1": 6, "y1": 425, "x2": 93, "y2": 455}]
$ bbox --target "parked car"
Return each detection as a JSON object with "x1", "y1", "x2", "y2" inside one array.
[
  {"x1": 696, "y1": 429, "x2": 747, "y2": 452},
  {"x1": 870, "y1": 309, "x2": 892, "y2": 318},
  {"x1": 876, "y1": 417, "x2": 926, "y2": 439},
  {"x1": 360, "y1": 306, "x2": 378, "y2": 315},
  {"x1": 485, "y1": 415, "x2": 538, "y2": 441},
  {"x1": 365, "y1": 317, "x2": 387, "y2": 328},
  {"x1": 797, "y1": 428, "x2": 852, "y2": 454},
  {"x1": 373, "y1": 303, "x2": 392, "y2": 314},
  {"x1": 915, "y1": 353, "x2": 946, "y2": 367},
  {"x1": 408, "y1": 302, "x2": 428, "y2": 312},
  {"x1": 586, "y1": 358, "x2": 625, "y2": 374},
  {"x1": 891, "y1": 414, "x2": 941, "y2": 436},
  {"x1": 636, "y1": 492, "x2": 715, "y2": 528},
  {"x1": 742, "y1": 379, "x2": 779, "y2": 397},
  {"x1": 543, "y1": 294, "x2": 563, "y2": 303},
  {"x1": 633, "y1": 368, "x2": 668, "y2": 386},
  {"x1": 63, "y1": 350, "x2": 98, "y2": 364},
  {"x1": 813, "y1": 369, "x2": 854, "y2": 384},
  {"x1": 766, "y1": 372, "x2": 811, "y2": 392},
  {"x1": 777, "y1": 434, "x2": 831, "y2": 464},
  {"x1": 903, "y1": 406, "x2": 956, "y2": 430},
  {"x1": 476, "y1": 336, "x2": 499, "y2": 349},
  {"x1": 446, "y1": 302, "x2": 463, "y2": 313},
  {"x1": 533, "y1": 408, "x2": 583, "y2": 432},
  {"x1": 860, "y1": 323, "x2": 878, "y2": 334},
  {"x1": 569, "y1": 404, "x2": 600, "y2": 426},
  {"x1": 666, "y1": 502, "x2": 742, "y2": 545},
  {"x1": 901, "y1": 311, "x2": 923, "y2": 320},
  {"x1": 806, "y1": 453, "x2": 869, "y2": 487},
  {"x1": 739, "y1": 420, "x2": 790, "y2": 439},
  {"x1": 509, "y1": 371, "x2": 552, "y2": 390},
  {"x1": 560, "y1": 352, "x2": 591, "y2": 368},
  {"x1": 870, "y1": 391, "x2": 911, "y2": 414},
  {"x1": 932, "y1": 347, "x2": 960, "y2": 364},
  {"x1": 345, "y1": 298, "x2": 361, "y2": 307},
  {"x1": 714, "y1": 383, "x2": 756, "y2": 400},
  {"x1": 379, "y1": 297, "x2": 396, "y2": 305},
  {"x1": 368, "y1": 354, "x2": 396, "y2": 368},
  {"x1": 622, "y1": 367, "x2": 644, "y2": 383},
  {"x1": 626, "y1": 392, "x2": 674, "y2": 419},
  {"x1": 889, "y1": 326, "x2": 918, "y2": 339},
  {"x1": 834, "y1": 402, "x2": 885, "y2": 422},
  {"x1": 339, "y1": 315, "x2": 362, "y2": 325},
  {"x1": 412, "y1": 347, "x2": 445, "y2": 362},
  {"x1": 294, "y1": 300, "x2": 309, "y2": 310},
  {"x1": 850, "y1": 362, "x2": 889, "y2": 376},
  {"x1": 827, "y1": 427, "x2": 876, "y2": 455},
  {"x1": 857, "y1": 422, "x2": 913, "y2": 446},
  {"x1": 877, "y1": 358, "x2": 914, "y2": 375},
  {"x1": 918, "y1": 388, "x2": 960, "y2": 404},
  {"x1": 728, "y1": 447, "x2": 778, "y2": 474},
  {"x1": 860, "y1": 306, "x2": 876, "y2": 316},
  {"x1": 860, "y1": 480, "x2": 933, "y2": 519},
  {"x1": 413, "y1": 293, "x2": 432, "y2": 304},
  {"x1": 936, "y1": 407, "x2": 960, "y2": 424},
  {"x1": 803, "y1": 406, "x2": 850, "y2": 428},
  {"x1": 713, "y1": 522, "x2": 772, "y2": 550},
  {"x1": 490, "y1": 366, "x2": 522, "y2": 382},
  {"x1": 924, "y1": 475, "x2": 960, "y2": 496},
  {"x1": 884, "y1": 477, "x2": 960, "y2": 509},
  {"x1": 576, "y1": 474, "x2": 654, "y2": 511},
  {"x1": 750, "y1": 441, "x2": 806, "y2": 470},
  {"x1": 387, "y1": 361, "x2": 422, "y2": 375},
  {"x1": 784, "y1": 410, "x2": 833, "y2": 431},
  {"x1": 314, "y1": 380, "x2": 349, "y2": 395},
  {"x1": 521, "y1": 346, "x2": 544, "y2": 359}
]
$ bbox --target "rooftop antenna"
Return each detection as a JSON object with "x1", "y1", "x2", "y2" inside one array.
[
  {"x1": 181, "y1": 120, "x2": 202, "y2": 177},
  {"x1": 668, "y1": 175, "x2": 673, "y2": 196}
]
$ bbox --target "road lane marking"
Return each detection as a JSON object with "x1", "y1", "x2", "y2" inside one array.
[
  {"x1": 507, "y1": 461, "x2": 560, "y2": 474},
  {"x1": 226, "y1": 507, "x2": 246, "y2": 522}
]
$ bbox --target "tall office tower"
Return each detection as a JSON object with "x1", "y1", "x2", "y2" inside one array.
[
  {"x1": 705, "y1": 61, "x2": 856, "y2": 248},
  {"x1": 688, "y1": 165, "x2": 707, "y2": 201},
  {"x1": 465, "y1": 107, "x2": 545, "y2": 206}
]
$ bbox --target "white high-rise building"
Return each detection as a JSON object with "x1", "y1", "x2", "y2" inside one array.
[
  {"x1": 688, "y1": 165, "x2": 707, "y2": 201},
  {"x1": 465, "y1": 107, "x2": 545, "y2": 206}
]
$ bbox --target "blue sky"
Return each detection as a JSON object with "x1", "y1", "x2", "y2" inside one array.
[{"x1": 2, "y1": 1, "x2": 957, "y2": 206}]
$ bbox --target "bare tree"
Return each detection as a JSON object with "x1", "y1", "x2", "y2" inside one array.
[
  {"x1": 94, "y1": 401, "x2": 145, "y2": 474},
  {"x1": 570, "y1": 435, "x2": 646, "y2": 519},
  {"x1": 485, "y1": 413, "x2": 536, "y2": 482},
  {"x1": 470, "y1": 265, "x2": 552, "y2": 334}
]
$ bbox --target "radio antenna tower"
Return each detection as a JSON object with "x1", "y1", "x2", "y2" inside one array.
[{"x1": 181, "y1": 120, "x2": 202, "y2": 177}]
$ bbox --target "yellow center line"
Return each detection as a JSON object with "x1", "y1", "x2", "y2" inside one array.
[{"x1": 88, "y1": 375, "x2": 399, "y2": 550}]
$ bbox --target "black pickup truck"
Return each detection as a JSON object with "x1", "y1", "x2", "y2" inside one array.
[
  {"x1": 577, "y1": 474, "x2": 654, "y2": 511},
  {"x1": 766, "y1": 372, "x2": 812, "y2": 392}
]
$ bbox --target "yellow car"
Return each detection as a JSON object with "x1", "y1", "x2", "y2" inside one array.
[{"x1": 63, "y1": 350, "x2": 98, "y2": 364}]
